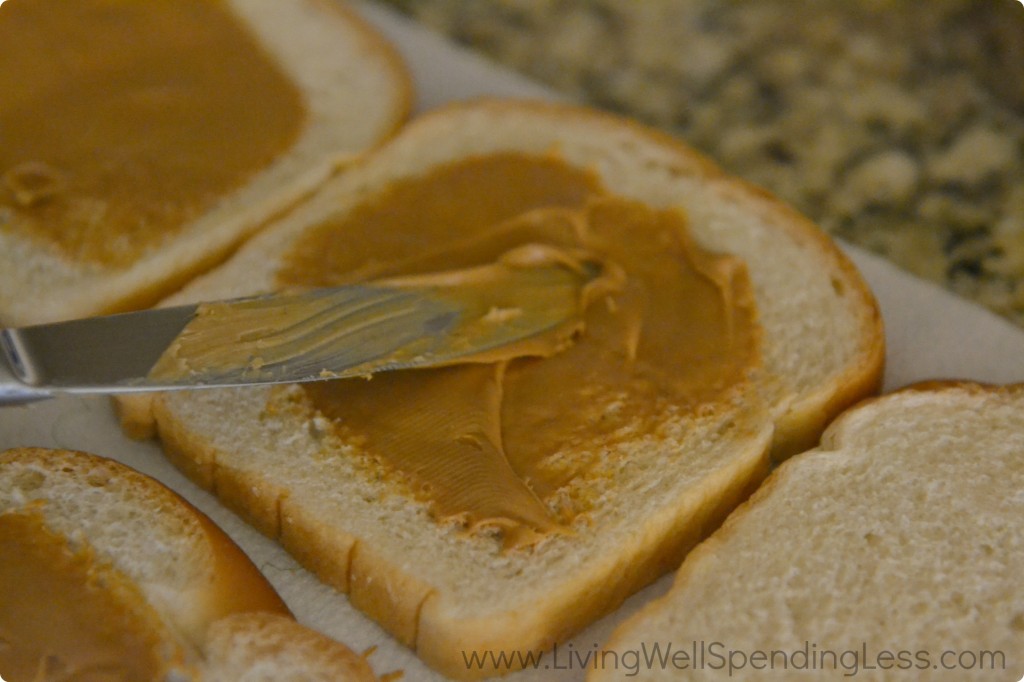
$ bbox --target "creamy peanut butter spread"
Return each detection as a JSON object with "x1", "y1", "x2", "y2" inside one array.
[
  {"x1": 274, "y1": 153, "x2": 761, "y2": 549},
  {"x1": 149, "y1": 244, "x2": 616, "y2": 384},
  {"x1": 0, "y1": 0, "x2": 307, "y2": 266},
  {"x1": 0, "y1": 510, "x2": 172, "y2": 680}
]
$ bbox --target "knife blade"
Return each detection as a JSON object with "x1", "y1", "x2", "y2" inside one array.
[{"x1": 0, "y1": 257, "x2": 602, "y2": 405}]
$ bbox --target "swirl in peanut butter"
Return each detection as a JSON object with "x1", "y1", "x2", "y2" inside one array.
[{"x1": 277, "y1": 153, "x2": 761, "y2": 549}]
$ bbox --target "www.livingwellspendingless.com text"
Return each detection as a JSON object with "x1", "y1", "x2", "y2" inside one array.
[{"x1": 461, "y1": 640, "x2": 1010, "y2": 677}]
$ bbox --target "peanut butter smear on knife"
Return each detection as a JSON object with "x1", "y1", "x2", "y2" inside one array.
[{"x1": 147, "y1": 244, "x2": 616, "y2": 383}]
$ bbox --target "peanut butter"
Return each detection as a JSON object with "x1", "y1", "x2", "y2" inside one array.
[
  {"x1": 0, "y1": 510, "x2": 179, "y2": 680},
  {"x1": 0, "y1": 0, "x2": 307, "y2": 266},
  {"x1": 149, "y1": 244, "x2": 616, "y2": 384},
  {"x1": 276, "y1": 153, "x2": 761, "y2": 549}
]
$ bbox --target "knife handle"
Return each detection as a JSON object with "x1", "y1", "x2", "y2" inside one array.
[{"x1": 0, "y1": 349, "x2": 50, "y2": 406}]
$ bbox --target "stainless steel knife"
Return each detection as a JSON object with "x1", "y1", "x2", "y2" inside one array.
[{"x1": 0, "y1": 260, "x2": 598, "y2": 406}]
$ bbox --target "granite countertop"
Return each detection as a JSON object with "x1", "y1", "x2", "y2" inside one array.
[{"x1": 376, "y1": 0, "x2": 1024, "y2": 328}]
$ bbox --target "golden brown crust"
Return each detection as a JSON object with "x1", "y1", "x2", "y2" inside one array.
[
  {"x1": 349, "y1": 540, "x2": 437, "y2": 649},
  {"x1": 205, "y1": 611, "x2": 379, "y2": 681},
  {"x1": 189, "y1": 508, "x2": 293, "y2": 630},
  {"x1": 209, "y1": 464, "x2": 286, "y2": 541},
  {"x1": 770, "y1": 323, "x2": 885, "y2": 458}
]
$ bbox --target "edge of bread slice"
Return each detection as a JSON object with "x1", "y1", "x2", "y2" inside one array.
[
  {"x1": 0, "y1": 447, "x2": 378, "y2": 681},
  {"x1": 593, "y1": 381, "x2": 1024, "y2": 681},
  {"x1": 0, "y1": 0, "x2": 412, "y2": 326},
  {"x1": 202, "y1": 611, "x2": 378, "y2": 682},
  {"x1": 122, "y1": 99, "x2": 884, "y2": 678}
]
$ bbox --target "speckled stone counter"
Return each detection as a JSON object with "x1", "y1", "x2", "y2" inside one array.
[{"x1": 376, "y1": 0, "x2": 1024, "y2": 327}]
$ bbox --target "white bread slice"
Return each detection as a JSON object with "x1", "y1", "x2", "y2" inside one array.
[
  {"x1": 0, "y1": 447, "x2": 377, "y2": 681},
  {"x1": 595, "y1": 382, "x2": 1024, "y2": 681},
  {"x1": 122, "y1": 100, "x2": 884, "y2": 678},
  {"x1": 0, "y1": 0, "x2": 412, "y2": 326}
]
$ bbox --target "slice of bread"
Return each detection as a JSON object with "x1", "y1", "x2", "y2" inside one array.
[
  {"x1": 121, "y1": 100, "x2": 884, "y2": 678},
  {"x1": 0, "y1": 447, "x2": 377, "y2": 681},
  {"x1": 0, "y1": 0, "x2": 412, "y2": 326},
  {"x1": 595, "y1": 382, "x2": 1024, "y2": 681}
]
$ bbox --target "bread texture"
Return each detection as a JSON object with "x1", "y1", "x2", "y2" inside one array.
[
  {"x1": 0, "y1": 447, "x2": 377, "y2": 681},
  {"x1": 595, "y1": 382, "x2": 1024, "y2": 681},
  {"x1": 0, "y1": 0, "x2": 412, "y2": 326},
  {"x1": 121, "y1": 100, "x2": 884, "y2": 678}
]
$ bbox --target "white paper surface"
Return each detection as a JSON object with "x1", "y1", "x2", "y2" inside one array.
[{"x1": 3, "y1": 3, "x2": 1024, "y2": 680}]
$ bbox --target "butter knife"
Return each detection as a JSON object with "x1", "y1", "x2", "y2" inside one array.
[{"x1": 0, "y1": 259, "x2": 599, "y2": 406}]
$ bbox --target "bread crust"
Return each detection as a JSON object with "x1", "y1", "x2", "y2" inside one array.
[
  {"x1": 203, "y1": 611, "x2": 379, "y2": 681},
  {"x1": 150, "y1": 406, "x2": 772, "y2": 680}
]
